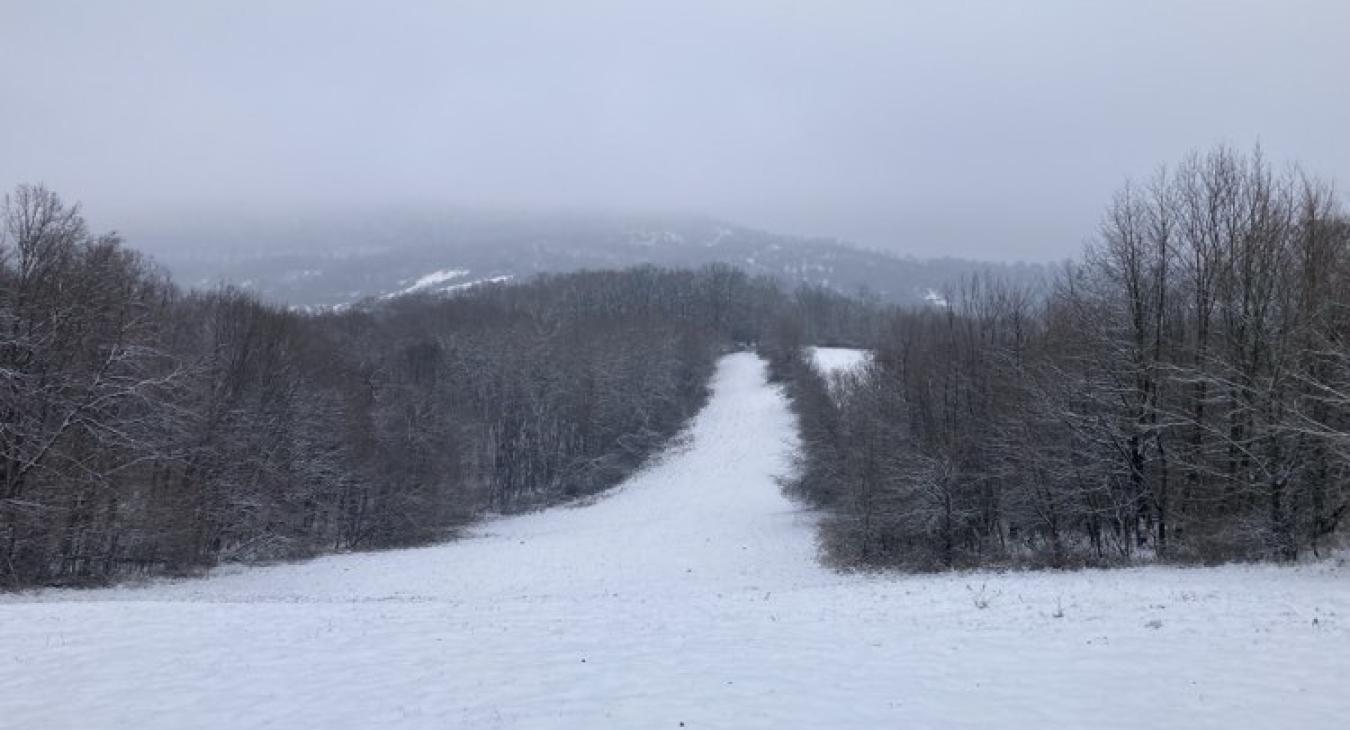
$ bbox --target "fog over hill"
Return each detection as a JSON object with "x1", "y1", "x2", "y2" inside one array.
[{"x1": 133, "y1": 210, "x2": 1051, "y2": 308}]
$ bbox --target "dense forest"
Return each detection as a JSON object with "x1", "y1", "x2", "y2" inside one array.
[
  {"x1": 0, "y1": 184, "x2": 790, "y2": 588},
  {"x1": 769, "y1": 146, "x2": 1350, "y2": 569}
]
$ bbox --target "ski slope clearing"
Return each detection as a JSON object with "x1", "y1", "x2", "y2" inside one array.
[
  {"x1": 3, "y1": 353, "x2": 1348, "y2": 729},
  {"x1": 809, "y1": 345, "x2": 869, "y2": 375}
]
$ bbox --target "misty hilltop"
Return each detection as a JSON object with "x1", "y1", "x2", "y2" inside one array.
[{"x1": 133, "y1": 210, "x2": 1049, "y2": 308}]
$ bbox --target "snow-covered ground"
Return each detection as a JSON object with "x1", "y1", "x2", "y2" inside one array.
[
  {"x1": 3, "y1": 353, "x2": 1348, "y2": 729},
  {"x1": 809, "y1": 346, "x2": 869, "y2": 375},
  {"x1": 381, "y1": 270, "x2": 515, "y2": 300},
  {"x1": 383, "y1": 268, "x2": 471, "y2": 298}
]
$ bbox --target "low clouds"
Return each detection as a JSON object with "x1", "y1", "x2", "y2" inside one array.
[{"x1": 3, "y1": 1, "x2": 1347, "y2": 260}]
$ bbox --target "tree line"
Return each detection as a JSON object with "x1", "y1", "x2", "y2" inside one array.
[
  {"x1": 0, "y1": 185, "x2": 788, "y2": 588},
  {"x1": 11, "y1": 144, "x2": 1341, "y2": 586},
  {"x1": 769, "y1": 146, "x2": 1350, "y2": 569}
]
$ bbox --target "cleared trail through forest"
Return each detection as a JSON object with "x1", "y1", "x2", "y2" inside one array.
[{"x1": 3, "y1": 353, "x2": 1349, "y2": 729}]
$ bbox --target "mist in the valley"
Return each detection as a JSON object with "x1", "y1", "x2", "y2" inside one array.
[{"x1": 2, "y1": 0, "x2": 1348, "y2": 261}]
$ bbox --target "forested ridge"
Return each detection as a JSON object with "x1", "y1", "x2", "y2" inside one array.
[
  {"x1": 0, "y1": 185, "x2": 785, "y2": 588},
  {"x1": 769, "y1": 147, "x2": 1350, "y2": 569}
]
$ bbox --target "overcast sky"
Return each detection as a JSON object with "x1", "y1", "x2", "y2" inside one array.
[{"x1": 2, "y1": 1, "x2": 1347, "y2": 261}]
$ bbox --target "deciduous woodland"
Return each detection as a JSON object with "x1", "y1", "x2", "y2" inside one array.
[
  {"x1": 3, "y1": 146, "x2": 1348, "y2": 589},
  {"x1": 0, "y1": 187, "x2": 792, "y2": 588},
  {"x1": 767, "y1": 146, "x2": 1350, "y2": 569}
]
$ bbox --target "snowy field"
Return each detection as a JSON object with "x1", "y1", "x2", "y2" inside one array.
[
  {"x1": 808, "y1": 345, "x2": 869, "y2": 374},
  {"x1": 3, "y1": 353, "x2": 1348, "y2": 729}
]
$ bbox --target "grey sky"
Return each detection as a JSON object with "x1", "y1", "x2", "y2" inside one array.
[{"x1": 2, "y1": 0, "x2": 1347, "y2": 261}]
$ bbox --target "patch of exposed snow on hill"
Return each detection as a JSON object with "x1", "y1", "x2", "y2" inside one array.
[
  {"x1": 382, "y1": 268, "x2": 470, "y2": 298},
  {"x1": 376, "y1": 270, "x2": 515, "y2": 300},
  {"x1": 441, "y1": 274, "x2": 513, "y2": 294},
  {"x1": 809, "y1": 346, "x2": 869, "y2": 375}
]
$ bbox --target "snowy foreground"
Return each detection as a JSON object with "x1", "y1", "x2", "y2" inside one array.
[{"x1": 3, "y1": 354, "x2": 1349, "y2": 729}]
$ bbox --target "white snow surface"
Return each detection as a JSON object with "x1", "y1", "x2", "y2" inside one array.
[
  {"x1": 441, "y1": 273, "x2": 514, "y2": 293},
  {"x1": 383, "y1": 268, "x2": 471, "y2": 299},
  {"x1": 3, "y1": 353, "x2": 1349, "y2": 729},
  {"x1": 809, "y1": 346, "x2": 869, "y2": 375},
  {"x1": 383, "y1": 271, "x2": 516, "y2": 300}
]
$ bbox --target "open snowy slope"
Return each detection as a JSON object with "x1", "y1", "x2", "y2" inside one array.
[
  {"x1": 3, "y1": 354, "x2": 1349, "y2": 729},
  {"x1": 808, "y1": 345, "x2": 869, "y2": 375}
]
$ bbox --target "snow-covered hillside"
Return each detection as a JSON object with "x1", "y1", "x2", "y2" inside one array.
[
  {"x1": 3, "y1": 354, "x2": 1348, "y2": 729},
  {"x1": 137, "y1": 212, "x2": 1051, "y2": 309}
]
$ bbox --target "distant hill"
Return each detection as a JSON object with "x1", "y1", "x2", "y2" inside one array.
[{"x1": 130, "y1": 210, "x2": 1049, "y2": 309}]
